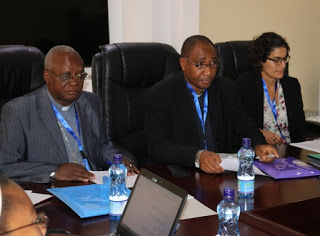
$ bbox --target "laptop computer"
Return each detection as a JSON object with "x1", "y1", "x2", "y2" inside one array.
[{"x1": 114, "y1": 168, "x2": 188, "y2": 236}]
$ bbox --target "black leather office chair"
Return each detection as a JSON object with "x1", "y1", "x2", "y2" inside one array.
[
  {"x1": 215, "y1": 40, "x2": 253, "y2": 80},
  {"x1": 0, "y1": 45, "x2": 45, "y2": 113},
  {"x1": 91, "y1": 42, "x2": 181, "y2": 166}
]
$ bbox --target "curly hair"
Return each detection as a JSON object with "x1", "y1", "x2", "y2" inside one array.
[
  {"x1": 181, "y1": 35, "x2": 216, "y2": 58},
  {"x1": 249, "y1": 32, "x2": 290, "y2": 71}
]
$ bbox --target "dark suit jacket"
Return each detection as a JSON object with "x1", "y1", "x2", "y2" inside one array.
[
  {"x1": 236, "y1": 70, "x2": 306, "y2": 142},
  {"x1": 144, "y1": 71, "x2": 266, "y2": 167},
  {"x1": 0, "y1": 86, "x2": 133, "y2": 183}
]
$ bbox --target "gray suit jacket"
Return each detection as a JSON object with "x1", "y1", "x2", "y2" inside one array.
[{"x1": 0, "y1": 86, "x2": 133, "y2": 183}]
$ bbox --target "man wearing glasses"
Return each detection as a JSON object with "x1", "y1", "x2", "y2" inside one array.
[
  {"x1": 145, "y1": 35, "x2": 278, "y2": 173},
  {"x1": 0, "y1": 45, "x2": 138, "y2": 183},
  {"x1": 0, "y1": 174, "x2": 48, "y2": 235}
]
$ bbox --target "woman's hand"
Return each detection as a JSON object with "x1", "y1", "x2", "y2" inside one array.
[{"x1": 260, "y1": 129, "x2": 283, "y2": 146}]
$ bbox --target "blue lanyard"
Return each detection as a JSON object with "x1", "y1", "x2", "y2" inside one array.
[
  {"x1": 186, "y1": 82, "x2": 208, "y2": 149},
  {"x1": 261, "y1": 78, "x2": 285, "y2": 140}
]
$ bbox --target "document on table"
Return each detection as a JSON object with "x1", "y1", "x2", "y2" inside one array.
[
  {"x1": 90, "y1": 171, "x2": 137, "y2": 188},
  {"x1": 219, "y1": 153, "x2": 267, "y2": 176},
  {"x1": 92, "y1": 172, "x2": 216, "y2": 219},
  {"x1": 290, "y1": 139, "x2": 320, "y2": 153},
  {"x1": 25, "y1": 190, "x2": 52, "y2": 205},
  {"x1": 180, "y1": 195, "x2": 216, "y2": 220}
]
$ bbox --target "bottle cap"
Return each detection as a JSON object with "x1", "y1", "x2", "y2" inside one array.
[
  {"x1": 113, "y1": 154, "x2": 123, "y2": 164},
  {"x1": 242, "y1": 138, "x2": 251, "y2": 146},
  {"x1": 223, "y1": 187, "x2": 235, "y2": 200}
]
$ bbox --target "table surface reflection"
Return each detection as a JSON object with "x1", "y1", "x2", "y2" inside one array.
[{"x1": 21, "y1": 145, "x2": 320, "y2": 236}]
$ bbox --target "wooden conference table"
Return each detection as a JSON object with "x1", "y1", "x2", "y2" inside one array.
[{"x1": 22, "y1": 145, "x2": 320, "y2": 236}]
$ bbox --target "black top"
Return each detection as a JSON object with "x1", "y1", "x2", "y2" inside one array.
[{"x1": 236, "y1": 69, "x2": 306, "y2": 143}]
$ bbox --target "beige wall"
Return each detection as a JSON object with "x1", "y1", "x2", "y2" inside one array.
[{"x1": 200, "y1": 0, "x2": 320, "y2": 112}]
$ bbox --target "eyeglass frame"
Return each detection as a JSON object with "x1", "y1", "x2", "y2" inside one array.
[
  {"x1": 266, "y1": 55, "x2": 290, "y2": 65},
  {"x1": 46, "y1": 69, "x2": 88, "y2": 83},
  {"x1": 183, "y1": 57, "x2": 220, "y2": 70},
  {"x1": 0, "y1": 211, "x2": 49, "y2": 235}
]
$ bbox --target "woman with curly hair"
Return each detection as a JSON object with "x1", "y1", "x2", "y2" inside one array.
[{"x1": 237, "y1": 32, "x2": 306, "y2": 145}]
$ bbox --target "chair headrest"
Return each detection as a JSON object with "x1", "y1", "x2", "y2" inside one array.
[
  {"x1": 215, "y1": 40, "x2": 253, "y2": 79},
  {"x1": 0, "y1": 45, "x2": 45, "y2": 100},
  {"x1": 98, "y1": 42, "x2": 181, "y2": 88}
]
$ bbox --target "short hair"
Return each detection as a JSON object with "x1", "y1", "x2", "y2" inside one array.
[
  {"x1": 249, "y1": 32, "x2": 290, "y2": 71},
  {"x1": 44, "y1": 45, "x2": 83, "y2": 70},
  {"x1": 181, "y1": 35, "x2": 216, "y2": 58},
  {"x1": 0, "y1": 175, "x2": 11, "y2": 232}
]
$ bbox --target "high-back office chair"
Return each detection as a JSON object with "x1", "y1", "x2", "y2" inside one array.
[
  {"x1": 0, "y1": 45, "x2": 45, "y2": 113},
  {"x1": 91, "y1": 42, "x2": 181, "y2": 166},
  {"x1": 215, "y1": 40, "x2": 253, "y2": 80}
]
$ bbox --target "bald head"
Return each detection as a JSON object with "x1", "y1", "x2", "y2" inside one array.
[
  {"x1": 0, "y1": 175, "x2": 46, "y2": 235},
  {"x1": 181, "y1": 35, "x2": 215, "y2": 58},
  {"x1": 44, "y1": 45, "x2": 84, "y2": 70}
]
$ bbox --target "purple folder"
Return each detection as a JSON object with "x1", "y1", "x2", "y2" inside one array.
[{"x1": 253, "y1": 157, "x2": 320, "y2": 179}]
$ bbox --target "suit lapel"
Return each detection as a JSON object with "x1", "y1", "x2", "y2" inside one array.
[
  {"x1": 256, "y1": 72, "x2": 264, "y2": 128},
  {"x1": 208, "y1": 79, "x2": 222, "y2": 143},
  {"x1": 36, "y1": 86, "x2": 68, "y2": 162},
  {"x1": 75, "y1": 94, "x2": 92, "y2": 158},
  {"x1": 178, "y1": 76, "x2": 200, "y2": 138}
]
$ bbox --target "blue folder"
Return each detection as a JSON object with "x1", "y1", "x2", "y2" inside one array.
[{"x1": 47, "y1": 176, "x2": 130, "y2": 218}]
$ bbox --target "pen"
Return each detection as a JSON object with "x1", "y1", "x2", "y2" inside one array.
[
  {"x1": 83, "y1": 158, "x2": 91, "y2": 171},
  {"x1": 256, "y1": 154, "x2": 276, "y2": 160}
]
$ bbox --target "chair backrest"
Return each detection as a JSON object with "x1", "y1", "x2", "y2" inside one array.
[
  {"x1": 91, "y1": 42, "x2": 181, "y2": 166},
  {"x1": 0, "y1": 45, "x2": 45, "y2": 112},
  {"x1": 215, "y1": 40, "x2": 288, "y2": 80},
  {"x1": 215, "y1": 40, "x2": 253, "y2": 80}
]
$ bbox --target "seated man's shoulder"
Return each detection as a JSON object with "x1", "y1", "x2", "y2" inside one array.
[
  {"x1": 148, "y1": 71, "x2": 182, "y2": 94},
  {"x1": 213, "y1": 76, "x2": 236, "y2": 89},
  {"x1": 236, "y1": 69, "x2": 259, "y2": 83},
  {"x1": 79, "y1": 91, "x2": 100, "y2": 103},
  {"x1": 3, "y1": 88, "x2": 40, "y2": 110}
]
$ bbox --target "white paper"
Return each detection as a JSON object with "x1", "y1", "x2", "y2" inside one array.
[
  {"x1": 180, "y1": 194, "x2": 216, "y2": 220},
  {"x1": 90, "y1": 171, "x2": 138, "y2": 188},
  {"x1": 290, "y1": 140, "x2": 320, "y2": 153},
  {"x1": 25, "y1": 190, "x2": 52, "y2": 205},
  {"x1": 219, "y1": 153, "x2": 267, "y2": 176}
]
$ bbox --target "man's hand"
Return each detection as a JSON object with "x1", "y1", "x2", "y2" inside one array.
[
  {"x1": 255, "y1": 144, "x2": 279, "y2": 163},
  {"x1": 260, "y1": 129, "x2": 283, "y2": 146},
  {"x1": 122, "y1": 157, "x2": 139, "y2": 176},
  {"x1": 55, "y1": 163, "x2": 95, "y2": 182},
  {"x1": 199, "y1": 150, "x2": 224, "y2": 174}
]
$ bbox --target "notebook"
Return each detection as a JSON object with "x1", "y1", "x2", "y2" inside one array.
[{"x1": 114, "y1": 168, "x2": 188, "y2": 236}]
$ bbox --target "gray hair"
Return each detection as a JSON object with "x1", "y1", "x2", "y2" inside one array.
[{"x1": 44, "y1": 45, "x2": 83, "y2": 69}]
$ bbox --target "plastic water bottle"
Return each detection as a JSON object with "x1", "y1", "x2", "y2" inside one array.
[
  {"x1": 109, "y1": 154, "x2": 128, "y2": 221},
  {"x1": 237, "y1": 137, "x2": 255, "y2": 198},
  {"x1": 217, "y1": 188, "x2": 240, "y2": 236},
  {"x1": 238, "y1": 197, "x2": 254, "y2": 212}
]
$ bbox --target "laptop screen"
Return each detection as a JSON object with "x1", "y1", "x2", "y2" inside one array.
[{"x1": 117, "y1": 168, "x2": 187, "y2": 236}]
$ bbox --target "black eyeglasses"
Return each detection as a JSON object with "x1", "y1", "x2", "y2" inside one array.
[
  {"x1": 267, "y1": 55, "x2": 290, "y2": 65},
  {"x1": 0, "y1": 212, "x2": 49, "y2": 235},
  {"x1": 183, "y1": 57, "x2": 220, "y2": 70},
  {"x1": 46, "y1": 69, "x2": 87, "y2": 83}
]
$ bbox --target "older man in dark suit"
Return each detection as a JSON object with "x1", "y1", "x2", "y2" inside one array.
[{"x1": 0, "y1": 45, "x2": 137, "y2": 183}]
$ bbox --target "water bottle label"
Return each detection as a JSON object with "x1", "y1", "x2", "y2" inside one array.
[
  {"x1": 238, "y1": 179, "x2": 254, "y2": 194},
  {"x1": 110, "y1": 200, "x2": 127, "y2": 216}
]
